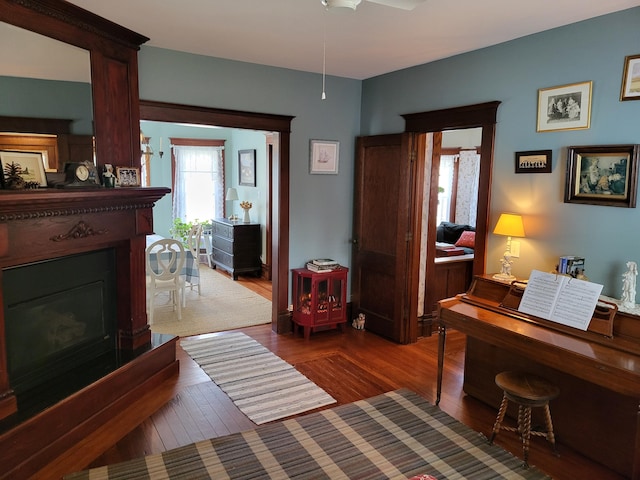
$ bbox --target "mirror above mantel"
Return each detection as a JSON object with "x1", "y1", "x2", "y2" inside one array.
[
  {"x1": 0, "y1": 22, "x2": 94, "y2": 172},
  {"x1": 0, "y1": 0, "x2": 149, "y2": 173}
]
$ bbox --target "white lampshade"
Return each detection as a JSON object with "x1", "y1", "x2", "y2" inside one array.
[{"x1": 225, "y1": 187, "x2": 239, "y2": 201}]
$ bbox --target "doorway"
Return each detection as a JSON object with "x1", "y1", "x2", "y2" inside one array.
[{"x1": 139, "y1": 100, "x2": 294, "y2": 333}]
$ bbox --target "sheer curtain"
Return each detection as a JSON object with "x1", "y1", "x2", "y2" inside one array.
[{"x1": 173, "y1": 145, "x2": 224, "y2": 224}]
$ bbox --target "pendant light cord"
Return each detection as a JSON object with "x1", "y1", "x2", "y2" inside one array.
[{"x1": 322, "y1": 11, "x2": 327, "y2": 100}]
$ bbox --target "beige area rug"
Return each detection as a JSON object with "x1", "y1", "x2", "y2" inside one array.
[{"x1": 148, "y1": 266, "x2": 271, "y2": 337}]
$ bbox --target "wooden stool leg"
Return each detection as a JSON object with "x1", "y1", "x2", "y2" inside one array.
[
  {"x1": 543, "y1": 404, "x2": 558, "y2": 454},
  {"x1": 490, "y1": 394, "x2": 509, "y2": 443},
  {"x1": 519, "y1": 405, "x2": 532, "y2": 468}
]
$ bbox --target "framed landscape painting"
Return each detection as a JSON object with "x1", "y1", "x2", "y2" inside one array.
[
  {"x1": 620, "y1": 54, "x2": 640, "y2": 101},
  {"x1": 0, "y1": 150, "x2": 47, "y2": 187}
]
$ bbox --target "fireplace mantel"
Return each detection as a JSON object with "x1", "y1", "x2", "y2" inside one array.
[{"x1": 0, "y1": 187, "x2": 176, "y2": 479}]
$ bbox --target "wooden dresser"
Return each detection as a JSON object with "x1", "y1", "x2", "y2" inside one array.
[{"x1": 211, "y1": 218, "x2": 261, "y2": 279}]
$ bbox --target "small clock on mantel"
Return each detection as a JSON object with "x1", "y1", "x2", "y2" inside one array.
[{"x1": 57, "y1": 161, "x2": 102, "y2": 188}]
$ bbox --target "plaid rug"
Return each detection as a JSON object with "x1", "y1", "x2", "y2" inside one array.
[{"x1": 66, "y1": 389, "x2": 550, "y2": 479}]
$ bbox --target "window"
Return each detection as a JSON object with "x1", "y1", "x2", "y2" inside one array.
[{"x1": 172, "y1": 141, "x2": 225, "y2": 224}]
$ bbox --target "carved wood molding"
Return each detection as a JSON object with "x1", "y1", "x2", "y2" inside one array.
[
  {"x1": 0, "y1": 202, "x2": 156, "y2": 222},
  {"x1": 50, "y1": 220, "x2": 107, "y2": 242}
]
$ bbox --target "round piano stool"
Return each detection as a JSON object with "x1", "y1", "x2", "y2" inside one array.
[{"x1": 489, "y1": 371, "x2": 560, "y2": 468}]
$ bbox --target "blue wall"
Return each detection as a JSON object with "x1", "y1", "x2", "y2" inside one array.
[
  {"x1": 361, "y1": 7, "x2": 640, "y2": 296},
  {"x1": 138, "y1": 47, "x2": 362, "y2": 276},
  {"x1": 137, "y1": 8, "x2": 640, "y2": 298}
]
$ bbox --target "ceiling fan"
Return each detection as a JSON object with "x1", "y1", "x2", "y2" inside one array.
[{"x1": 321, "y1": 0, "x2": 426, "y2": 11}]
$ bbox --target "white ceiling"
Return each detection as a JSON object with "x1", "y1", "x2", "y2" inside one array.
[
  {"x1": 63, "y1": 0, "x2": 640, "y2": 80},
  {"x1": 4, "y1": 0, "x2": 640, "y2": 82}
]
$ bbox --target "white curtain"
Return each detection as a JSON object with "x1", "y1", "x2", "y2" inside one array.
[
  {"x1": 455, "y1": 150, "x2": 480, "y2": 226},
  {"x1": 173, "y1": 145, "x2": 224, "y2": 224},
  {"x1": 437, "y1": 155, "x2": 456, "y2": 226}
]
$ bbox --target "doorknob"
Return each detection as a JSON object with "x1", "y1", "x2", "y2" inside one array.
[{"x1": 352, "y1": 238, "x2": 358, "y2": 245}]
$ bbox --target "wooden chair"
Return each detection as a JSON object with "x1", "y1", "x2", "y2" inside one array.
[
  {"x1": 489, "y1": 371, "x2": 560, "y2": 468},
  {"x1": 146, "y1": 238, "x2": 186, "y2": 324}
]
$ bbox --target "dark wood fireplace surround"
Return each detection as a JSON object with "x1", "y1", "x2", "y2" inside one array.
[{"x1": 0, "y1": 1, "x2": 178, "y2": 478}]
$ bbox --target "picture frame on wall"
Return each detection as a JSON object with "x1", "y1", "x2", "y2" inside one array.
[
  {"x1": 515, "y1": 150, "x2": 552, "y2": 174},
  {"x1": 537, "y1": 81, "x2": 592, "y2": 132},
  {"x1": 0, "y1": 150, "x2": 47, "y2": 187},
  {"x1": 564, "y1": 144, "x2": 639, "y2": 208},
  {"x1": 620, "y1": 54, "x2": 640, "y2": 101},
  {"x1": 238, "y1": 149, "x2": 256, "y2": 186},
  {"x1": 309, "y1": 140, "x2": 339, "y2": 174},
  {"x1": 116, "y1": 166, "x2": 140, "y2": 187}
]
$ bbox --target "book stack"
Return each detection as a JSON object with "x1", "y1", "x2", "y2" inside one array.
[
  {"x1": 435, "y1": 243, "x2": 465, "y2": 257},
  {"x1": 306, "y1": 258, "x2": 339, "y2": 272},
  {"x1": 558, "y1": 255, "x2": 585, "y2": 277}
]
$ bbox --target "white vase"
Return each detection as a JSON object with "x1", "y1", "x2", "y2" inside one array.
[{"x1": 243, "y1": 208, "x2": 251, "y2": 223}]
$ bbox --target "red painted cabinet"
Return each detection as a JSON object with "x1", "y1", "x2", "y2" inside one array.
[{"x1": 292, "y1": 267, "x2": 348, "y2": 339}]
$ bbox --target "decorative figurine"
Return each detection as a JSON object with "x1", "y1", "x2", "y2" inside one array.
[
  {"x1": 352, "y1": 313, "x2": 366, "y2": 330},
  {"x1": 621, "y1": 261, "x2": 638, "y2": 308},
  {"x1": 103, "y1": 163, "x2": 115, "y2": 188},
  {"x1": 500, "y1": 252, "x2": 513, "y2": 277}
]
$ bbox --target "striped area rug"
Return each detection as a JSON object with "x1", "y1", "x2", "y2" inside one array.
[
  {"x1": 180, "y1": 332, "x2": 336, "y2": 424},
  {"x1": 65, "y1": 389, "x2": 551, "y2": 480}
]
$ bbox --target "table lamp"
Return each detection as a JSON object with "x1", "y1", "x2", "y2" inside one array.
[
  {"x1": 492, "y1": 213, "x2": 525, "y2": 282},
  {"x1": 225, "y1": 187, "x2": 239, "y2": 221}
]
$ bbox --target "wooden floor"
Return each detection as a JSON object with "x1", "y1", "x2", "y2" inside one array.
[{"x1": 49, "y1": 274, "x2": 624, "y2": 480}]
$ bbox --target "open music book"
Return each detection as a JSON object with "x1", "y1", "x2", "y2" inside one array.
[{"x1": 518, "y1": 269, "x2": 604, "y2": 331}]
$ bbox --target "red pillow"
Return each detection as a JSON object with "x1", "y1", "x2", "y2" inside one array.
[{"x1": 455, "y1": 230, "x2": 475, "y2": 249}]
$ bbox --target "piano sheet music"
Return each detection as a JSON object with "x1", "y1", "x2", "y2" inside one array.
[{"x1": 518, "y1": 270, "x2": 603, "y2": 330}]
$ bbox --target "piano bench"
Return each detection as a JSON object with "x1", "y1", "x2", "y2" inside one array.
[{"x1": 489, "y1": 371, "x2": 560, "y2": 468}]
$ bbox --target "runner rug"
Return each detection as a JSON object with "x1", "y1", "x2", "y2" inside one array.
[
  {"x1": 65, "y1": 389, "x2": 550, "y2": 480},
  {"x1": 180, "y1": 332, "x2": 336, "y2": 425}
]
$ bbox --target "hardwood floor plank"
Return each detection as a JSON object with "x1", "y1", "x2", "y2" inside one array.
[{"x1": 57, "y1": 275, "x2": 625, "y2": 480}]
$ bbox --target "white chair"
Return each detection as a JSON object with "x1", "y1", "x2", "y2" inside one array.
[
  {"x1": 185, "y1": 223, "x2": 204, "y2": 295},
  {"x1": 201, "y1": 225, "x2": 213, "y2": 268},
  {"x1": 146, "y1": 238, "x2": 187, "y2": 324}
]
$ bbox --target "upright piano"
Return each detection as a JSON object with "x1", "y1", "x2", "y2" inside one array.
[{"x1": 437, "y1": 275, "x2": 640, "y2": 479}]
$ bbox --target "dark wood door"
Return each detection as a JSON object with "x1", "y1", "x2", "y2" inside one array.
[{"x1": 351, "y1": 134, "x2": 417, "y2": 344}]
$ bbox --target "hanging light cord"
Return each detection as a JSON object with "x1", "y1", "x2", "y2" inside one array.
[{"x1": 322, "y1": 11, "x2": 327, "y2": 100}]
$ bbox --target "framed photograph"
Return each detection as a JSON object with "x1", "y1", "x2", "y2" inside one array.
[
  {"x1": 620, "y1": 54, "x2": 640, "y2": 101},
  {"x1": 116, "y1": 166, "x2": 140, "y2": 187},
  {"x1": 310, "y1": 140, "x2": 339, "y2": 174},
  {"x1": 537, "y1": 81, "x2": 592, "y2": 132},
  {"x1": 564, "y1": 144, "x2": 639, "y2": 208},
  {"x1": 515, "y1": 150, "x2": 552, "y2": 174},
  {"x1": 0, "y1": 150, "x2": 47, "y2": 187},
  {"x1": 238, "y1": 149, "x2": 256, "y2": 186}
]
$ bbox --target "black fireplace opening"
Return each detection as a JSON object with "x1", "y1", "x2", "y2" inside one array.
[{"x1": 3, "y1": 248, "x2": 118, "y2": 396}]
